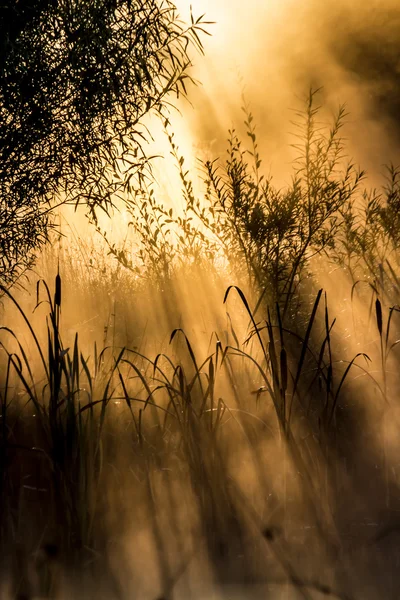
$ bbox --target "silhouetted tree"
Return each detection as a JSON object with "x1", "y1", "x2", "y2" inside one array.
[{"x1": 0, "y1": 0, "x2": 208, "y2": 285}]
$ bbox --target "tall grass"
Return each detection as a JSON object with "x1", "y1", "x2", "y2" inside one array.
[{"x1": 2, "y1": 91, "x2": 400, "y2": 598}]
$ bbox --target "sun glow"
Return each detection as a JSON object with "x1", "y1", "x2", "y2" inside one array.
[{"x1": 2, "y1": 0, "x2": 400, "y2": 597}]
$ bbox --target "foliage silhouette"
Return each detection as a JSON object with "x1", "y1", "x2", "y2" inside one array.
[
  {"x1": 113, "y1": 91, "x2": 366, "y2": 321},
  {"x1": 0, "y1": 0, "x2": 209, "y2": 285}
]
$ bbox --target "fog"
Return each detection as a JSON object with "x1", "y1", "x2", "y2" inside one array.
[
  {"x1": 2, "y1": 2, "x2": 400, "y2": 598},
  {"x1": 172, "y1": 0, "x2": 400, "y2": 182}
]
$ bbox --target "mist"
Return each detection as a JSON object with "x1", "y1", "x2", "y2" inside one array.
[
  {"x1": 173, "y1": 0, "x2": 400, "y2": 181},
  {"x1": 1, "y1": 1, "x2": 400, "y2": 599}
]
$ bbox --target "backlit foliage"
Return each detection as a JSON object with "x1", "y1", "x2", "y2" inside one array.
[{"x1": 0, "y1": 0, "x2": 209, "y2": 285}]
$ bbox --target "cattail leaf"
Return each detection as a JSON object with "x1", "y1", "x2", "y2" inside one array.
[
  {"x1": 55, "y1": 273, "x2": 62, "y2": 307},
  {"x1": 376, "y1": 298, "x2": 383, "y2": 336}
]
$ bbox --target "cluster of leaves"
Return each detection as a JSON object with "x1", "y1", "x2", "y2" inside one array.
[
  {"x1": 333, "y1": 165, "x2": 400, "y2": 300},
  {"x1": 103, "y1": 165, "x2": 220, "y2": 284},
  {"x1": 105, "y1": 89, "x2": 400, "y2": 320},
  {"x1": 117, "y1": 91, "x2": 364, "y2": 319},
  {"x1": 0, "y1": 198, "x2": 52, "y2": 287},
  {"x1": 194, "y1": 93, "x2": 364, "y2": 319},
  {"x1": 0, "y1": 0, "x2": 209, "y2": 285}
]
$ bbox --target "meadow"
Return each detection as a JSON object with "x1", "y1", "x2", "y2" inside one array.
[{"x1": 1, "y1": 91, "x2": 400, "y2": 600}]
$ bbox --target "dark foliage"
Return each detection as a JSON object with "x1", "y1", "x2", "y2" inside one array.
[{"x1": 0, "y1": 0, "x2": 208, "y2": 285}]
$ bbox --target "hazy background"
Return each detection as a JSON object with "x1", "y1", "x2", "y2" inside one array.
[
  {"x1": 3, "y1": 3, "x2": 400, "y2": 598},
  {"x1": 65, "y1": 0, "x2": 400, "y2": 249},
  {"x1": 53, "y1": 0, "x2": 400, "y2": 353},
  {"x1": 170, "y1": 0, "x2": 400, "y2": 184}
]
